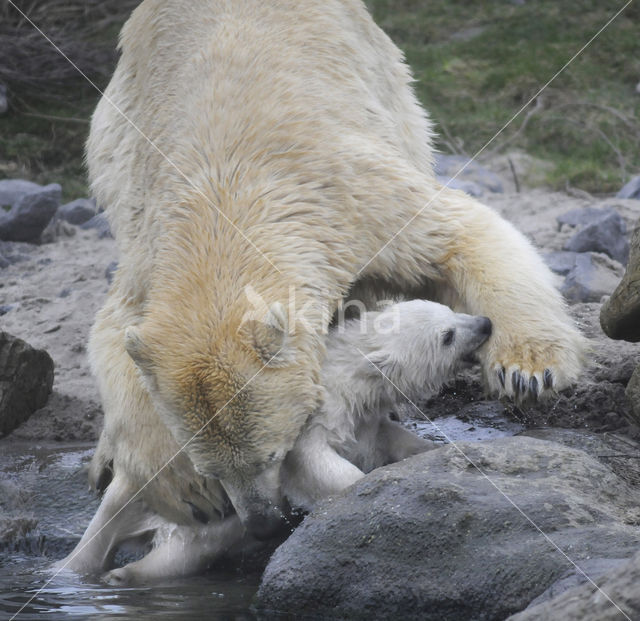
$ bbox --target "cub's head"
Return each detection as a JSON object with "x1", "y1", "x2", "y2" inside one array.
[
  {"x1": 359, "y1": 299, "x2": 492, "y2": 396},
  {"x1": 124, "y1": 301, "x2": 321, "y2": 539}
]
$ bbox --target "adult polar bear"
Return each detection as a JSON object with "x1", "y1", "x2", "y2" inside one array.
[{"x1": 84, "y1": 0, "x2": 584, "y2": 541}]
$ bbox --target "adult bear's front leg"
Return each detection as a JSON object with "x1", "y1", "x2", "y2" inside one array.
[{"x1": 358, "y1": 178, "x2": 587, "y2": 401}]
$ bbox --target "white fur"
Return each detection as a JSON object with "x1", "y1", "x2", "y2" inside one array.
[
  {"x1": 63, "y1": 0, "x2": 586, "y2": 584},
  {"x1": 281, "y1": 300, "x2": 491, "y2": 510},
  {"x1": 59, "y1": 300, "x2": 490, "y2": 583}
]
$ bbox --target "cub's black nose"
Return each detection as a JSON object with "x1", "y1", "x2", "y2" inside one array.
[{"x1": 480, "y1": 316, "x2": 492, "y2": 336}]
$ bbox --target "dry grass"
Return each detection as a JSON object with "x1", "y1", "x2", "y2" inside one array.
[{"x1": 0, "y1": 0, "x2": 137, "y2": 103}]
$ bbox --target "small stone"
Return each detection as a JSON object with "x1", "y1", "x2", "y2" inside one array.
[
  {"x1": 0, "y1": 304, "x2": 14, "y2": 316},
  {"x1": 557, "y1": 206, "x2": 616, "y2": 229},
  {"x1": 80, "y1": 213, "x2": 112, "y2": 239},
  {"x1": 561, "y1": 253, "x2": 623, "y2": 304},
  {"x1": 58, "y1": 288, "x2": 72, "y2": 298},
  {"x1": 57, "y1": 198, "x2": 97, "y2": 225},
  {"x1": 0, "y1": 183, "x2": 61, "y2": 243},
  {"x1": 435, "y1": 154, "x2": 504, "y2": 194},
  {"x1": 105, "y1": 260, "x2": 118, "y2": 284},
  {"x1": 616, "y1": 175, "x2": 640, "y2": 200},
  {"x1": 437, "y1": 175, "x2": 484, "y2": 197},
  {"x1": 563, "y1": 211, "x2": 629, "y2": 265}
]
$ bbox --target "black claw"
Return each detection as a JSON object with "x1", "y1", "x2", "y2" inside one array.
[
  {"x1": 530, "y1": 376, "x2": 539, "y2": 399},
  {"x1": 184, "y1": 501, "x2": 210, "y2": 525},
  {"x1": 543, "y1": 369, "x2": 553, "y2": 389},
  {"x1": 512, "y1": 371, "x2": 520, "y2": 398},
  {"x1": 512, "y1": 371, "x2": 527, "y2": 400},
  {"x1": 498, "y1": 367, "x2": 505, "y2": 388},
  {"x1": 518, "y1": 374, "x2": 527, "y2": 397}
]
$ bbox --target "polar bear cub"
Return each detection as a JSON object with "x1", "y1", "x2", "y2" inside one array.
[
  {"x1": 63, "y1": 299, "x2": 491, "y2": 585},
  {"x1": 281, "y1": 299, "x2": 492, "y2": 511}
]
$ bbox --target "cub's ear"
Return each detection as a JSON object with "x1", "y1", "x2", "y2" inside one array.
[
  {"x1": 124, "y1": 326, "x2": 155, "y2": 374},
  {"x1": 366, "y1": 349, "x2": 398, "y2": 378},
  {"x1": 239, "y1": 301, "x2": 294, "y2": 367}
]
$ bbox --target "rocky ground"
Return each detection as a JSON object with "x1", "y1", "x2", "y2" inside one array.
[{"x1": 1, "y1": 156, "x2": 640, "y2": 619}]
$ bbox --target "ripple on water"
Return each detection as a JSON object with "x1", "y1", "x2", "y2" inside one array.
[{"x1": 0, "y1": 442, "x2": 260, "y2": 620}]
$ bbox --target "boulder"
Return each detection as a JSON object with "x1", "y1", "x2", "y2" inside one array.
[
  {"x1": 563, "y1": 211, "x2": 629, "y2": 265},
  {"x1": 57, "y1": 198, "x2": 97, "y2": 225},
  {"x1": 600, "y1": 219, "x2": 640, "y2": 341},
  {"x1": 257, "y1": 437, "x2": 640, "y2": 620},
  {"x1": 0, "y1": 183, "x2": 61, "y2": 242},
  {"x1": 0, "y1": 331, "x2": 54, "y2": 437},
  {"x1": 509, "y1": 549, "x2": 640, "y2": 620},
  {"x1": 616, "y1": 176, "x2": 640, "y2": 200}
]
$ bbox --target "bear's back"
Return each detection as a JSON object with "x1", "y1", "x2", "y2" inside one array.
[{"x1": 87, "y1": 0, "x2": 434, "y2": 233}]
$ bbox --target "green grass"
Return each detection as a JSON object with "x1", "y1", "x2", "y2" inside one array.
[
  {"x1": 367, "y1": 0, "x2": 640, "y2": 193},
  {"x1": 0, "y1": 102, "x2": 93, "y2": 201},
  {"x1": 1, "y1": 1, "x2": 639, "y2": 196}
]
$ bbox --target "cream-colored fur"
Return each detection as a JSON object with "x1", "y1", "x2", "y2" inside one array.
[
  {"x1": 70, "y1": 0, "x2": 585, "y2": 559},
  {"x1": 63, "y1": 300, "x2": 491, "y2": 584},
  {"x1": 281, "y1": 299, "x2": 492, "y2": 510}
]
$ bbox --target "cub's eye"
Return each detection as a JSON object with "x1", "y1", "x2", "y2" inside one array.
[{"x1": 443, "y1": 329, "x2": 455, "y2": 346}]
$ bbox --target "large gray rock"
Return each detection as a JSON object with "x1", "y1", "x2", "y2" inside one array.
[
  {"x1": 57, "y1": 198, "x2": 97, "y2": 225},
  {"x1": 0, "y1": 331, "x2": 54, "y2": 437},
  {"x1": 257, "y1": 437, "x2": 640, "y2": 620},
  {"x1": 563, "y1": 211, "x2": 629, "y2": 265},
  {"x1": 616, "y1": 175, "x2": 640, "y2": 200},
  {"x1": 560, "y1": 252, "x2": 623, "y2": 303},
  {"x1": 0, "y1": 179, "x2": 42, "y2": 207},
  {"x1": 510, "y1": 549, "x2": 640, "y2": 620},
  {"x1": 0, "y1": 183, "x2": 61, "y2": 242}
]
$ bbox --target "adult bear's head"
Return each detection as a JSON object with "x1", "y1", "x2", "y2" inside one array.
[{"x1": 124, "y1": 298, "x2": 323, "y2": 539}]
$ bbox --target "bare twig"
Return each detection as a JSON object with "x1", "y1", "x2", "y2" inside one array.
[
  {"x1": 507, "y1": 156, "x2": 520, "y2": 193},
  {"x1": 437, "y1": 119, "x2": 466, "y2": 156},
  {"x1": 544, "y1": 114, "x2": 628, "y2": 182},
  {"x1": 21, "y1": 111, "x2": 89, "y2": 123}
]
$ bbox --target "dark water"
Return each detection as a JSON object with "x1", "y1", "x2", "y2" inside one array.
[
  {"x1": 0, "y1": 406, "x2": 522, "y2": 620},
  {"x1": 0, "y1": 443, "x2": 260, "y2": 621}
]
